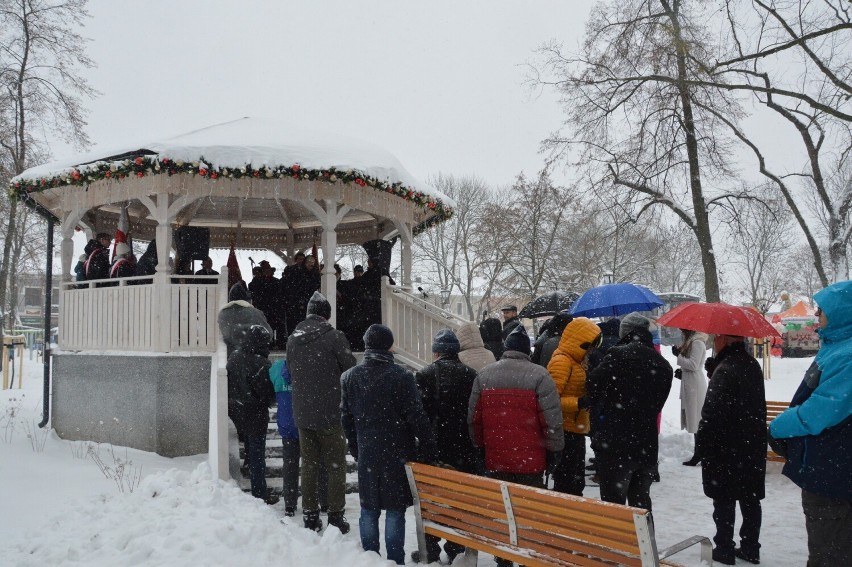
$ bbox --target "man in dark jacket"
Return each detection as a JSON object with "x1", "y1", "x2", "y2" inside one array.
[
  {"x1": 84, "y1": 233, "x2": 111, "y2": 282},
  {"x1": 249, "y1": 260, "x2": 285, "y2": 348},
  {"x1": 500, "y1": 305, "x2": 521, "y2": 341},
  {"x1": 586, "y1": 313, "x2": 672, "y2": 511},
  {"x1": 134, "y1": 239, "x2": 158, "y2": 278},
  {"x1": 341, "y1": 324, "x2": 435, "y2": 566},
  {"x1": 697, "y1": 334, "x2": 766, "y2": 566},
  {"x1": 287, "y1": 291, "x2": 356, "y2": 533},
  {"x1": 218, "y1": 284, "x2": 272, "y2": 358},
  {"x1": 479, "y1": 317, "x2": 504, "y2": 361},
  {"x1": 414, "y1": 329, "x2": 479, "y2": 564},
  {"x1": 226, "y1": 324, "x2": 276, "y2": 503}
]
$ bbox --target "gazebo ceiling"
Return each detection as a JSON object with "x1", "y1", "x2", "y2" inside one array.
[{"x1": 10, "y1": 117, "x2": 454, "y2": 239}]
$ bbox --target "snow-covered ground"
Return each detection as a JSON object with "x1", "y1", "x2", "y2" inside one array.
[{"x1": 0, "y1": 352, "x2": 811, "y2": 566}]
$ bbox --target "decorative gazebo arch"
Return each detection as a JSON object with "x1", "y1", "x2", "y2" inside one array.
[{"x1": 10, "y1": 118, "x2": 465, "y2": 466}]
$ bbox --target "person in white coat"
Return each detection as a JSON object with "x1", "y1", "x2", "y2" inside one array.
[
  {"x1": 674, "y1": 329, "x2": 709, "y2": 466},
  {"x1": 456, "y1": 322, "x2": 496, "y2": 372}
]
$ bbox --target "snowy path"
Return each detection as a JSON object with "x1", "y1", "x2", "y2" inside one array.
[{"x1": 0, "y1": 353, "x2": 810, "y2": 565}]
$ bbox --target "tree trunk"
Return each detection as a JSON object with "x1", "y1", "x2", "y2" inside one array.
[
  {"x1": 0, "y1": 199, "x2": 20, "y2": 331},
  {"x1": 666, "y1": 0, "x2": 721, "y2": 301}
]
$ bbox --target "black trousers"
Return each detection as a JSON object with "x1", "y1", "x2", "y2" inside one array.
[
  {"x1": 712, "y1": 498, "x2": 761, "y2": 554},
  {"x1": 801, "y1": 489, "x2": 851, "y2": 566},
  {"x1": 552, "y1": 431, "x2": 586, "y2": 496},
  {"x1": 598, "y1": 460, "x2": 655, "y2": 511}
]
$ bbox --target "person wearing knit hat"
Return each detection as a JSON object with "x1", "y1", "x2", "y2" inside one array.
[
  {"x1": 587, "y1": 311, "x2": 673, "y2": 512},
  {"x1": 363, "y1": 323, "x2": 394, "y2": 351},
  {"x1": 306, "y1": 291, "x2": 332, "y2": 320},
  {"x1": 503, "y1": 324, "x2": 532, "y2": 356},
  {"x1": 619, "y1": 312, "x2": 653, "y2": 338},
  {"x1": 287, "y1": 289, "x2": 357, "y2": 534},
  {"x1": 431, "y1": 328, "x2": 461, "y2": 355},
  {"x1": 412, "y1": 329, "x2": 478, "y2": 563},
  {"x1": 341, "y1": 325, "x2": 435, "y2": 565}
]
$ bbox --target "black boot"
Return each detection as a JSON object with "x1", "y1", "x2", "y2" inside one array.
[
  {"x1": 712, "y1": 547, "x2": 735, "y2": 565},
  {"x1": 682, "y1": 456, "x2": 701, "y2": 466},
  {"x1": 327, "y1": 511, "x2": 350, "y2": 534},
  {"x1": 735, "y1": 547, "x2": 760, "y2": 564},
  {"x1": 303, "y1": 510, "x2": 323, "y2": 532}
]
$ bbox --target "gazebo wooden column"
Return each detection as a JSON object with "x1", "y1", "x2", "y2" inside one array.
[{"x1": 305, "y1": 198, "x2": 351, "y2": 328}]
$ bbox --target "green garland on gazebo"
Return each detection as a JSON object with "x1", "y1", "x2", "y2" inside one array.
[{"x1": 8, "y1": 154, "x2": 454, "y2": 228}]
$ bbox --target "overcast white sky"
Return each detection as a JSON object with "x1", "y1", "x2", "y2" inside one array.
[{"x1": 69, "y1": 0, "x2": 598, "y2": 189}]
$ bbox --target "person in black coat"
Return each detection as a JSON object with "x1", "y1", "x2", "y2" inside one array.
[
  {"x1": 586, "y1": 313, "x2": 673, "y2": 511},
  {"x1": 83, "y1": 233, "x2": 112, "y2": 283},
  {"x1": 586, "y1": 317, "x2": 621, "y2": 371},
  {"x1": 226, "y1": 324, "x2": 276, "y2": 503},
  {"x1": 414, "y1": 329, "x2": 479, "y2": 564},
  {"x1": 479, "y1": 317, "x2": 504, "y2": 360},
  {"x1": 696, "y1": 335, "x2": 766, "y2": 565},
  {"x1": 134, "y1": 240, "x2": 158, "y2": 279},
  {"x1": 249, "y1": 261, "x2": 284, "y2": 347},
  {"x1": 530, "y1": 311, "x2": 573, "y2": 368},
  {"x1": 500, "y1": 305, "x2": 521, "y2": 341},
  {"x1": 341, "y1": 324, "x2": 435, "y2": 566}
]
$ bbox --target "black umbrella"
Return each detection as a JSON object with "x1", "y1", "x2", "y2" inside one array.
[{"x1": 518, "y1": 290, "x2": 580, "y2": 319}]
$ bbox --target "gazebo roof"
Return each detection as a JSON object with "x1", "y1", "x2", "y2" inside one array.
[{"x1": 9, "y1": 118, "x2": 454, "y2": 246}]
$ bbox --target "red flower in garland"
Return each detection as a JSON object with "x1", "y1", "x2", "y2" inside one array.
[
  {"x1": 136, "y1": 172, "x2": 144, "y2": 178},
  {"x1": 252, "y1": 171, "x2": 260, "y2": 178},
  {"x1": 134, "y1": 157, "x2": 144, "y2": 166},
  {"x1": 105, "y1": 171, "x2": 112, "y2": 178},
  {"x1": 161, "y1": 158, "x2": 170, "y2": 164},
  {"x1": 198, "y1": 168, "x2": 208, "y2": 177},
  {"x1": 210, "y1": 172, "x2": 219, "y2": 180},
  {"x1": 428, "y1": 202, "x2": 436, "y2": 209},
  {"x1": 70, "y1": 170, "x2": 81, "y2": 181},
  {"x1": 292, "y1": 164, "x2": 301, "y2": 173},
  {"x1": 355, "y1": 178, "x2": 366, "y2": 187}
]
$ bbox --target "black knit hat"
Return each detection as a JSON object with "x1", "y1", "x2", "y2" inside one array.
[
  {"x1": 364, "y1": 324, "x2": 394, "y2": 350},
  {"x1": 306, "y1": 291, "x2": 331, "y2": 319},
  {"x1": 432, "y1": 329, "x2": 460, "y2": 354},
  {"x1": 504, "y1": 324, "x2": 531, "y2": 355}
]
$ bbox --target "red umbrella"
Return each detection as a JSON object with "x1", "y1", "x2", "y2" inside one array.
[{"x1": 657, "y1": 302, "x2": 781, "y2": 338}]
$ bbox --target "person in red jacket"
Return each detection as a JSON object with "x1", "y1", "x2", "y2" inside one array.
[{"x1": 468, "y1": 324, "x2": 564, "y2": 481}]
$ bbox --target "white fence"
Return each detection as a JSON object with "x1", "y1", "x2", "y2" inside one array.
[
  {"x1": 59, "y1": 274, "x2": 222, "y2": 352},
  {"x1": 381, "y1": 279, "x2": 471, "y2": 369}
]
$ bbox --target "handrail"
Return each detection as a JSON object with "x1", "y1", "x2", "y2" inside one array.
[
  {"x1": 388, "y1": 286, "x2": 470, "y2": 327},
  {"x1": 61, "y1": 274, "x2": 219, "y2": 289}
]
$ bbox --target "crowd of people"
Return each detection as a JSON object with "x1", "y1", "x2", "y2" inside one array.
[{"x1": 221, "y1": 279, "x2": 851, "y2": 567}]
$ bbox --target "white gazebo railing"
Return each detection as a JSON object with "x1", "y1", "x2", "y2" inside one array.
[
  {"x1": 59, "y1": 274, "x2": 224, "y2": 352},
  {"x1": 381, "y1": 279, "x2": 471, "y2": 369}
]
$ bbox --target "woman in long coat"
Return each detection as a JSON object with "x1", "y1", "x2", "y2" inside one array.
[
  {"x1": 675, "y1": 330, "x2": 708, "y2": 465},
  {"x1": 696, "y1": 335, "x2": 766, "y2": 565}
]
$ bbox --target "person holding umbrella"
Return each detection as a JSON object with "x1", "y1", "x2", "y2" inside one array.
[
  {"x1": 674, "y1": 329, "x2": 709, "y2": 466},
  {"x1": 696, "y1": 333, "x2": 766, "y2": 565}
]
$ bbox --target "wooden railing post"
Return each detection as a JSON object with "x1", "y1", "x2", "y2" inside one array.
[{"x1": 208, "y1": 267, "x2": 229, "y2": 480}]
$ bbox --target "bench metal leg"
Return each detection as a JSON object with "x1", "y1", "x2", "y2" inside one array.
[
  {"x1": 405, "y1": 465, "x2": 429, "y2": 563},
  {"x1": 659, "y1": 534, "x2": 714, "y2": 565}
]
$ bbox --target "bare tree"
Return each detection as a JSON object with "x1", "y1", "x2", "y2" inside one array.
[
  {"x1": 534, "y1": 0, "x2": 754, "y2": 302},
  {"x1": 721, "y1": 185, "x2": 796, "y2": 313},
  {"x1": 413, "y1": 173, "x2": 505, "y2": 319},
  {"x1": 0, "y1": 0, "x2": 96, "y2": 332}
]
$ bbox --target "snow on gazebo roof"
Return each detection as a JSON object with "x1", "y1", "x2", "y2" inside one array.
[{"x1": 9, "y1": 117, "x2": 454, "y2": 227}]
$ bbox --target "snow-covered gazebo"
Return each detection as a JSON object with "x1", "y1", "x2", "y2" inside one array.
[{"x1": 10, "y1": 118, "x2": 463, "y2": 464}]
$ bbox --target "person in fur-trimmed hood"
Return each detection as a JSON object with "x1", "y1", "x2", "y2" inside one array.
[
  {"x1": 546, "y1": 317, "x2": 601, "y2": 496},
  {"x1": 217, "y1": 283, "x2": 272, "y2": 358}
]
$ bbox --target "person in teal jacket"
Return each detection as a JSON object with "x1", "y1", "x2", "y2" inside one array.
[
  {"x1": 769, "y1": 279, "x2": 852, "y2": 567},
  {"x1": 269, "y1": 359, "x2": 327, "y2": 518}
]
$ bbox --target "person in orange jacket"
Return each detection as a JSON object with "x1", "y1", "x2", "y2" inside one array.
[{"x1": 546, "y1": 317, "x2": 602, "y2": 495}]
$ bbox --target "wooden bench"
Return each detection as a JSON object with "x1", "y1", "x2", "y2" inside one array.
[
  {"x1": 766, "y1": 400, "x2": 790, "y2": 462},
  {"x1": 405, "y1": 462, "x2": 712, "y2": 566}
]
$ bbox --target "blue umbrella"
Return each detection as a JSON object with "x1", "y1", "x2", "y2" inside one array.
[{"x1": 570, "y1": 283, "x2": 664, "y2": 318}]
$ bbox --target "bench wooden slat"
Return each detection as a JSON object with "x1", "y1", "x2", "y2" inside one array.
[
  {"x1": 414, "y1": 474, "x2": 508, "y2": 504},
  {"x1": 420, "y1": 486, "x2": 508, "y2": 518},
  {"x1": 514, "y1": 511, "x2": 642, "y2": 555},
  {"x1": 766, "y1": 400, "x2": 790, "y2": 462},
  {"x1": 420, "y1": 501, "x2": 509, "y2": 539},
  {"x1": 422, "y1": 508, "x2": 512, "y2": 546},
  {"x1": 507, "y1": 483, "x2": 641, "y2": 522},
  {"x1": 425, "y1": 524, "x2": 578, "y2": 567},
  {"x1": 510, "y1": 491, "x2": 640, "y2": 534},
  {"x1": 518, "y1": 527, "x2": 644, "y2": 567}
]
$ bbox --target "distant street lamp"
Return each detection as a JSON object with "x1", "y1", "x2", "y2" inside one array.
[
  {"x1": 440, "y1": 288, "x2": 451, "y2": 308},
  {"x1": 601, "y1": 272, "x2": 615, "y2": 285}
]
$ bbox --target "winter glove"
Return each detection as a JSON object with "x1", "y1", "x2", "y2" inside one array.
[
  {"x1": 767, "y1": 427, "x2": 788, "y2": 459},
  {"x1": 546, "y1": 450, "x2": 563, "y2": 475},
  {"x1": 577, "y1": 396, "x2": 590, "y2": 410},
  {"x1": 704, "y1": 356, "x2": 717, "y2": 378},
  {"x1": 674, "y1": 368, "x2": 683, "y2": 380},
  {"x1": 672, "y1": 345, "x2": 681, "y2": 357}
]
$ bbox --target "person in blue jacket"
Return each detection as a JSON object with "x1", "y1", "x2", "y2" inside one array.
[
  {"x1": 770, "y1": 279, "x2": 852, "y2": 567},
  {"x1": 269, "y1": 358, "x2": 327, "y2": 518}
]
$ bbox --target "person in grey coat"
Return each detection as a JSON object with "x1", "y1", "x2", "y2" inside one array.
[{"x1": 286, "y1": 291, "x2": 357, "y2": 533}]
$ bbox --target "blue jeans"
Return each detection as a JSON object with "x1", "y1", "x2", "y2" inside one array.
[
  {"x1": 359, "y1": 508, "x2": 406, "y2": 565},
  {"x1": 243, "y1": 434, "x2": 268, "y2": 499}
]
